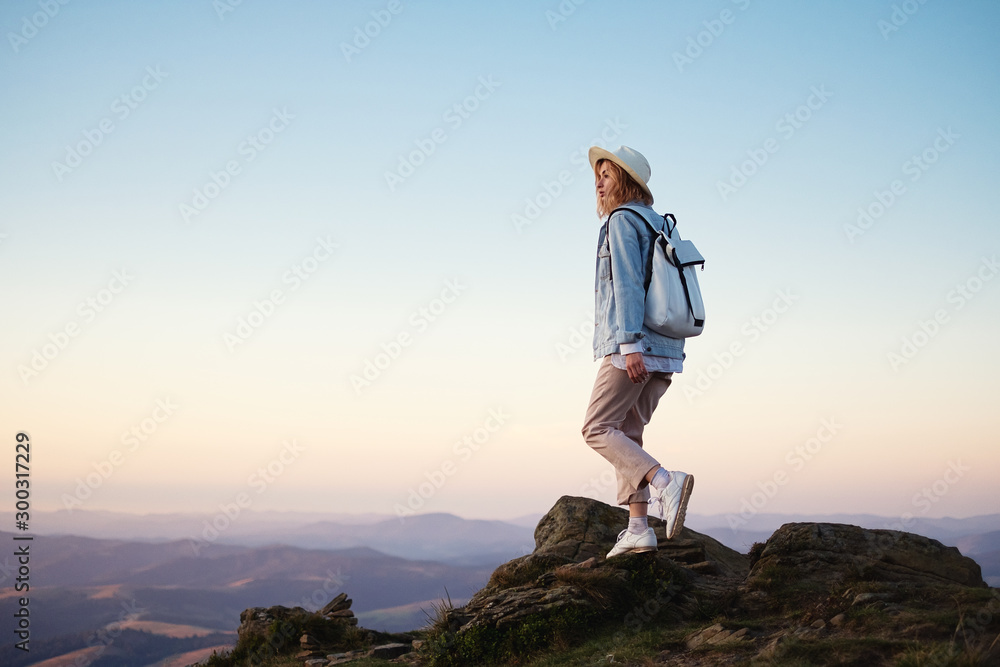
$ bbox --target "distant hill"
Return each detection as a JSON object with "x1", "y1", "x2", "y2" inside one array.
[
  {"x1": 2, "y1": 509, "x2": 534, "y2": 565},
  {"x1": 11, "y1": 508, "x2": 996, "y2": 555},
  {"x1": 956, "y1": 529, "x2": 1000, "y2": 555},
  {"x1": 0, "y1": 529, "x2": 496, "y2": 667}
]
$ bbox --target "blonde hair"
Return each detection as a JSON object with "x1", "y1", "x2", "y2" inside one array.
[{"x1": 594, "y1": 159, "x2": 652, "y2": 218}]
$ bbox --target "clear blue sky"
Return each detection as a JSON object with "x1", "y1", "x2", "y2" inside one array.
[{"x1": 2, "y1": 1, "x2": 998, "y2": 523}]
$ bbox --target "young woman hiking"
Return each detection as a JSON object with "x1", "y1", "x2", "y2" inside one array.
[{"x1": 581, "y1": 145, "x2": 694, "y2": 558}]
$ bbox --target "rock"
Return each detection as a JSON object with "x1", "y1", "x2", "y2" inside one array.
[
  {"x1": 746, "y1": 523, "x2": 986, "y2": 597},
  {"x1": 239, "y1": 605, "x2": 314, "y2": 645},
  {"x1": 532, "y1": 495, "x2": 626, "y2": 561},
  {"x1": 295, "y1": 649, "x2": 323, "y2": 661},
  {"x1": 829, "y1": 613, "x2": 846, "y2": 627},
  {"x1": 685, "y1": 560, "x2": 717, "y2": 575},
  {"x1": 853, "y1": 592, "x2": 890, "y2": 606},
  {"x1": 327, "y1": 649, "x2": 367, "y2": 665},
  {"x1": 686, "y1": 623, "x2": 723, "y2": 649},
  {"x1": 532, "y1": 495, "x2": 749, "y2": 579},
  {"x1": 321, "y1": 593, "x2": 352, "y2": 615},
  {"x1": 757, "y1": 635, "x2": 786, "y2": 660},
  {"x1": 304, "y1": 660, "x2": 327, "y2": 667},
  {"x1": 685, "y1": 623, "x2": 749, "y2": 649},
  {"x1": 370, "y1": 642, "x2": 411, "y2": 659},
  {"x1": 236, "y1": 597, "x2": 391, "y2": 665}
]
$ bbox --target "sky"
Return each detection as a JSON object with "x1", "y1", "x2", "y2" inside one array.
[{"x1": 2, "y1": 0, "x2": 998, "y2": 528}]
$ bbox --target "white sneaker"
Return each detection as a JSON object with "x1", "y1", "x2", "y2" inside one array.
[
  {"x1": 606, "y1": 527, "x2": 657, "y2": 558},
  {"x1": 651, "y1": 471, "x2": 694, "y2": 540}
]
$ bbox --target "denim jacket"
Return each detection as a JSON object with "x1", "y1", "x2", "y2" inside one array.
[{"x1": 592, "y1": 203, "x2": 685, "y2": 361}]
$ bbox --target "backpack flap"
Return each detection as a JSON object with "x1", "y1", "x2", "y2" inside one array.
[
  {"x1": 669, "y1": 239, "x2": 704, "y2": 269},
  {"x1": 665, "y1": 239, "x2": 706, "y2": 328}
]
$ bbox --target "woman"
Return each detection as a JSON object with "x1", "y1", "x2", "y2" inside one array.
[{"x1": 581, "y1": 145, "x2": 694, "y2": 558}]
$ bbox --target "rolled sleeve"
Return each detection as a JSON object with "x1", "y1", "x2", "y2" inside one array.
[{"x1": 620, "y1": 342, "x2": 643, "y2": 355}]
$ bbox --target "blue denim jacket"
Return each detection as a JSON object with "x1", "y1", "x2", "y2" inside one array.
[{"x1": 592, "y1": 203, "x2": 685, "y2": 361}]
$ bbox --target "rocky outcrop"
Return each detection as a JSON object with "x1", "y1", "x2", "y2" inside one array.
[
  {"x1": 422, "y1": 496, "x2": 995, "y2": 666},
  {"x1": 222, "y1": 496, "x2": 995, "y2": 666},
  {"x1": 424, "y1": 496, "x2": 749, "y2": 665},
  {"x1": 745, "y1": 521, "x2": 986, "y2": 591},
  {"x1": 226, "y1": 599, "x2": 418, "y2": 666},
  {"x1": 530, "y1": 494, "x2": 749, "y2": 578}
]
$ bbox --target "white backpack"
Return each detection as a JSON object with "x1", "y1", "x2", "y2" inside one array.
[{"x1": 610, "y1": 206, "x2": 706, "y2": 339}]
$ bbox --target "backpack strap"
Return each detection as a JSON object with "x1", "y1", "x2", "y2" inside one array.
[
  {"x1": 663, "y1": 213, "x2": 678, "y2": 238},
  {"x1": 609, "y1": 205, "x2": 678, "y2": 239},
  {"x1": 606, "y1": 206, "x2": 678, "y2": 292}
]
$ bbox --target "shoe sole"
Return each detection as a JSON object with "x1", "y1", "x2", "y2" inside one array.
[
  {"x1": 607, "y1": 545, "x2": 657, "y2": 558},
  {"x1": 666, "y1": 474, "x2": 695, "y2": 540},
  {"x1": 629, "y1": 546, "x2": 657, "y2": 554}
]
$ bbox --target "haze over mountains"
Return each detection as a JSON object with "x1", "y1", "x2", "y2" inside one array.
[
  {"x1": 6, "y1": 509, "x2": 539, "y2": 565},
  {"x1": 6, "y1": 508, "x2": 998, "y2": 570}
]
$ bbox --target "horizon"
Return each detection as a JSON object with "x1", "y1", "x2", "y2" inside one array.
[
  {"x1": 10, "y1": 505, "x2": 999, "y2": 524},
  {"x1": 3, "y1": 2, "x2": 999, "y2": 525}
]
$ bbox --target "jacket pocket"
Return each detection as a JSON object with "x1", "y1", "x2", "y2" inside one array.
[{"x1": 598, "y1": 242, "x2": 612, "y2": 280}]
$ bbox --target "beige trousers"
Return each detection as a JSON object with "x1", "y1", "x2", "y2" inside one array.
[{"x1": 582, "y1": 356, "x2": 673, "y2": 506}]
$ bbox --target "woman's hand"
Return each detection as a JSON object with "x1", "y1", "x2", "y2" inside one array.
[{"x1": 625, "y1": 352, "x2": 648, "y2": 384}]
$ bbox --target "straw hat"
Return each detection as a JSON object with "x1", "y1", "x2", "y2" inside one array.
[{"x1": 588, "y1": 145, "x2": 653, "y2": 202}]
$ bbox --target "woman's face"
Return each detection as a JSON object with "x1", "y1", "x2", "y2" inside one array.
[{"x1": 595, "y1": 160, "x2": 618, "y2": 207}]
